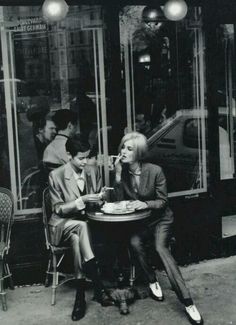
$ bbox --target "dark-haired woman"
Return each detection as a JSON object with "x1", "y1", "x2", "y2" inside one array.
[{"x1": 49, "y1": 136, "x2": 114, "y2": 321}]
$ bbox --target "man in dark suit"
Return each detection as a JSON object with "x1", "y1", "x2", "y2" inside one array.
[{"x1": 48, "y1": 135, "x2": 113, "y2": 321}]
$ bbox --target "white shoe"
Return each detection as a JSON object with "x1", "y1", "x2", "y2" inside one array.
[
  {"x1": 149, "y1": 282, "x2": 164, "y2": 301},
  {"x1": 185, "y1": 305, "x2": 203, "y2": 324}
]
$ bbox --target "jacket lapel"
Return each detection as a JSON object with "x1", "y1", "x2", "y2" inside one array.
[
  {"x1": 121, "y1": 163, "x2": 149, "y2": 199},
  {"x1": 138, "y1": 163, "x2": 149, "y2": 195},
  {"x1": 64, "y1": 163, "x2": 80, "y2": 197},
  {"x1": 122, "y1": 168, "x2": 138, "y2": 200}
]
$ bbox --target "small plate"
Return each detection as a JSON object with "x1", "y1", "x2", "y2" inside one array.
[{"x1": 101, "y1": 208, "x2": 135, "y2": 215}]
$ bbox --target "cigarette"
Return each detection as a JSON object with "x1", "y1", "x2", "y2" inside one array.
[
  {"x1": 110, "y1": 155, "x2": 119, "y2": 158},
  {"x1": 105, "y1": 187, "x2": 114, "y2": 190}
]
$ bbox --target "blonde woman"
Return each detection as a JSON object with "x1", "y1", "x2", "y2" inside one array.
[{"x1": 114, "y1": 131, "x2": 203, "y2": 325}]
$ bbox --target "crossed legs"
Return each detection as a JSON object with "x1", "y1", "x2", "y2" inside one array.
[{"x1": 66, "y1": 221, "x2": 94, "y2": 279}]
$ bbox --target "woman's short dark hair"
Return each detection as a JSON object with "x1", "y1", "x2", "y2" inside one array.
[
  {"x1": 53, "y1": 109, "x2": 77, "y2": 131},
  {"x1": 65, "y1": 134, "x2": 90, "y2": 157},
  {"x1": 118, "y1": 132, "x2": 148, "y2": 161}
]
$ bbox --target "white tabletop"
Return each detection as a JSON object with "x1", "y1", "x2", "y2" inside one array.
[{"x1": 87, "y1": 209, "x2": 151, "y2": 222}]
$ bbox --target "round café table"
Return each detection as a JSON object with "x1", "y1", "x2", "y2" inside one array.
[
  {"x1": 87, "y1": 209, "x2": 151, "y2": 222},
  {"x1": 87, "y1": 208, "x2": 151, "y2": 286}
]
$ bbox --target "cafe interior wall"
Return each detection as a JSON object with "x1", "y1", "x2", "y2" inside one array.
[{"x1": 0, "y1": 0, "x2": 236, "y2": 285}]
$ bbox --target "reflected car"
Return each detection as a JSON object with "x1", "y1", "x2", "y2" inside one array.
[
  {"x1": 146, "y1": 109, "x2": 208, "y2": 194},
  {"x1": 146, "y1": 108, "x2": 235, "y2": 194}
]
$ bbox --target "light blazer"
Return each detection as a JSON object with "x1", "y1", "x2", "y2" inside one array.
[
  {"x1": 48, "y1": 162, "x2": 101, "y2": 245},
  {"x1": 114, "y1": 162, "x2": 173, "y2": 224}
]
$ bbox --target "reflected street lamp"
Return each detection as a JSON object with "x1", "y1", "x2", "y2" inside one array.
[
  {"x1": 163, "y1": 0, "x2": 188, "y2": 21},
  {"x1": 42, "y1": 0, "x2": 69, "y2": 22}
]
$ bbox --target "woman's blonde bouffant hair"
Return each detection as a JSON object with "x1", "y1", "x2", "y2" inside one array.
[{"x1": 118, "y1": 132, "x2": 148, "y2": 162}]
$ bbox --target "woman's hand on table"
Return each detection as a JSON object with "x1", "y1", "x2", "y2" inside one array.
[
  {"x1": 126, "y1": 200, "x2": 148, "y2": 210},
  {"x1": 81, "y1": 194, "x2": 101, "y2": 203}
]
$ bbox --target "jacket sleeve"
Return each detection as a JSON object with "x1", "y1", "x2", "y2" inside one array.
[
  {"x1": 145, "y1": 167, "x2": 168, "y2": 210},
  {"x1": 49, "y1": 173, "x2": 84, "y2": 217},
  {"x1": 113, "y1": 180, "x2": 125, "y2": 202}
]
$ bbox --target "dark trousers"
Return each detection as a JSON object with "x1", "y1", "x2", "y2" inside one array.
[{"x1": 130, "y1": 214, "x2": 191, "y2": 303}]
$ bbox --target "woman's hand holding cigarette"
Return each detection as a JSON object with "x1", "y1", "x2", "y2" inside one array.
[
  {"x1": 99, "y1": 186, "x2": 114, "y2": 200},
  {"x1": 114, "y1": 154, "x2": 123, "y2": 183}
]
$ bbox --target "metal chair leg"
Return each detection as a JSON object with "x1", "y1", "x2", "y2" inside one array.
[
  {"x1": 51, "y1": 254, "x2": 57, "y2": 305},
  {"x1": 129, "y1": 264, "x2": 136, "y2": 287},
  {"x1": 45, "y1": 257, "x2": 52, "y2": 287},
  {"x1": 1, "y1": 289, "x2": 7, "y2": 311},
  {"x1": 127, "y1": 248, "x2": 136, "y2": 287},
  {"x1": 4, "y1": 263, "x2": 14, "y2": 290},
  {"x1": 0, "y1": 260, "x2": 7, "y2": 311}
]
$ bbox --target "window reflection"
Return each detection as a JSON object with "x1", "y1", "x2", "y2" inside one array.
[
  {"x1": 0, "y1": 5, "x2": 109, "y2": 213},
  {"x1": 0, "y1": 105, "x2": 10, "y2": 187},
  {"x1": 120, "y1": 6, "x2": 207, "y2": 196},
  {"x1": 218, "y1": 24, "x2": 236, "y2": 180}
]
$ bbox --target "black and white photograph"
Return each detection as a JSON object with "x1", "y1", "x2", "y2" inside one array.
[{"x1": 0, "y1": 1, "x2": 235, "y2": 324}]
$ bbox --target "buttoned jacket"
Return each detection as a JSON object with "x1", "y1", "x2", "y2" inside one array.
[
  {"x1": 114, "y1": 162, "x2": 173, "y2": 224},
  {"x1": 48, "y1": 162, "x2": 101, "y2": 245}
]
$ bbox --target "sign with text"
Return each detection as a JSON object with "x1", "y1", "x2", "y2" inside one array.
[{"x1": 12, "y1": 16, "x2": 47, "y2": 33}]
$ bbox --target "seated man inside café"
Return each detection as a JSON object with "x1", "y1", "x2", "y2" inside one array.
[
  {"x1": 34, "y1": 114, "x2": 57, "y2": 162},
  {"x1": 124, "y1": 112, "x2": 153, "y2": 138},
  {"x1": 43, "y1": 109, "x2": 78, "y2": 169},
  {"x1": 41, "y1": 109, "x2": 78, "y2": 188},
  {"x1": 48, "y1": 135, "x2": 114, "y2": 321}
]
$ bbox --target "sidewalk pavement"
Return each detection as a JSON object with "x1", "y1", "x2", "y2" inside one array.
[{"x1": 0, "y1": 256, "x2": 236, "y2": 325}]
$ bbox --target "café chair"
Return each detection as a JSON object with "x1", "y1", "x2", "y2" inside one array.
[
  {"x1": 127, "y1": 248, "x2": 136, "y2": 287},
  {"x1": 0, "y1": 187, "x2": 15, "y2": 311},
  {"x1": 40, "y1": 162, "x2": 61, "y2": 187},
  {"x1": 42, "y1": 187, "x2": 75, "y2": 305},
  {"x1": 20, "y1": 167, "x2": 40, "y2": 209}
]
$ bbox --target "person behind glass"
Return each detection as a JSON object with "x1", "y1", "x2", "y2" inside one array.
[
  {"x1": 43, "y1": 109, "x2": 78, "y2": 168},
  {"x1": 34, "y1": 116, "x2": 57, "y2": 162},
  {"x1": 124, "y1": 113, "x2": 153, "y2": 138},
  {"x1": 114, "y1": 132, "x2": 203, "y2": 325},
  {"x1": 48, "y1": 135, "x2": 114, "y2": 321},
  {"x1": 34, "y1": 115, "x2": 57, "y2": 204}
]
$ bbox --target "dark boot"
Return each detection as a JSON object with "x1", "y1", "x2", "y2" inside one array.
[
  {"x1": 85, "y1": 258, "x2": 114, "y2": 307},
  {"x1": 71, "y1": 279, "x2": 86, "y2": 321}
]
